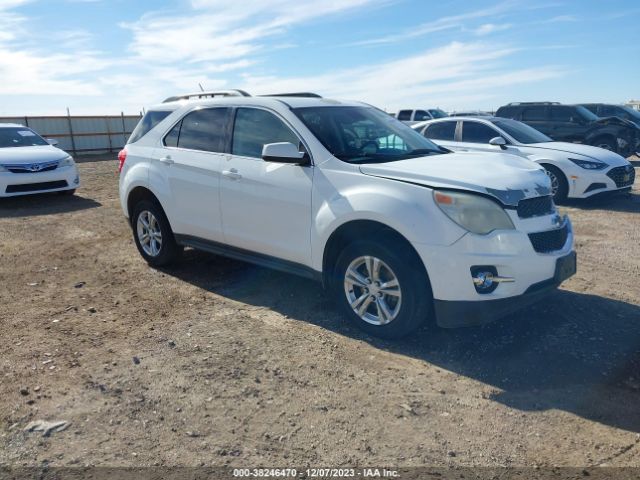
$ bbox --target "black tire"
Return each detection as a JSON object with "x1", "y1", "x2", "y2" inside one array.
[
  {"x1": 59, "y1": 189, "x2": 76, "y2": 196},
  {"x1": 591, "y1": 136, "x2": 617, "y2": 153},
  {"x1": 131, "y1": 199, "x2": 181, "y2": 267},
  {"x1": 543, "y1": 164, "x2": 568, "y2": 204},
  {"x1": 331, "y1": 236, "x2": 432, "y2": 339}
]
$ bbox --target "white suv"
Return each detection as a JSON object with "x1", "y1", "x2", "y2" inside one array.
[{"x1": 119, "y1": 91, "x2": 576, "y2": 339}]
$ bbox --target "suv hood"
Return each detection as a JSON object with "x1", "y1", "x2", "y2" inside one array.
[
  {"x1": 594, "y1": 116, "x2": 640, "y2": 130},
  {"x1": 526, "y1": 142, "x2": 630, "y2": 166},
  {"x1": 0, "y1": 145, "x2": 68, "y2": 165},
  {"x1": 359, "y1": 152, "x2": 551, "y2": 206}
]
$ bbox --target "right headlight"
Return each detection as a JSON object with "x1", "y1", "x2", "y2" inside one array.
[
  {"x1": 58, "y1": 156, "x2": 75, "y2": 168},
  {"x1": 433, "y1": 190, "x2": 514, "y2": 235}
]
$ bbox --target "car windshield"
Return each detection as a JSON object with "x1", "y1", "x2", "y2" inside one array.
[
  {"x1": 429, "y1": 109, "x2": 448, "y2": 119},
  {"x1": 492, "y1": 119, "x2": 553, "y2": 144},
  {"x1": 0, "y1": 127, "x2": 49, "y2": 148},
  {"x1": 293, "y1": 106, "x2": 445, "y2": 163},
  {"x1": 576, "y1": 106, "x2": 599, "y2": 122}
]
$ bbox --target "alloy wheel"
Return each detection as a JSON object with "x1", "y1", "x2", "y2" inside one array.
[
  {"x1": 343, "y1": 255, "x2": 402, "y2": 326},
  {"x1": 136, "y1": 210, "x2": 163, "y2": 257},
  {"x1": 546, "y1": 169, "x2": 559, "y2": 196}
]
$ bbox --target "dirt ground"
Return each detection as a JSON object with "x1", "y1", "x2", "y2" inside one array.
[{"x1": 0, "y1": 155, "x2": 639, "y2": 471}]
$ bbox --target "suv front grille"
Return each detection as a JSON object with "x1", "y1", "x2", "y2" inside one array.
[
  {"x1": 517, "y1": 196, "x2": 555, "y2": 219},
  {"x1": 528, "y1": 224, "x2": 569, "y2": 254},
  {"x1": 607, "y1": 165, "x2": 635, "y2": 188}
]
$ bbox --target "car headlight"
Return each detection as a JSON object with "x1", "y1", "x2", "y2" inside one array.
[
  {"x1": 58, "y1": 156, "x2": 75, "y2": 168},
  {"x1": 433, "y1": 190, "x2": 515, "y2": 235},
  {"x1": 568, "y1": 158, "x2": 607, "y2": 170}
]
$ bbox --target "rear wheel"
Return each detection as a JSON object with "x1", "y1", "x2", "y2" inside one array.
[
  {"x1": 132, "y1": 200, "x2": 180, "y2": 267},
  {"x1": 543, "y1": 164, "x2": 568, "y2": 203},
  {"x1": 332, "y1": 238, "x2": 431, "y2": 339}
]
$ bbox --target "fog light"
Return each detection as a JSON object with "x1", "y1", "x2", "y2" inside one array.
[
  {"x1": 470, "y1": 266, "x2": 515, "y2": 294},
  {"x1": 73, "y1": 176, "x2": 79, "y2": 185}
]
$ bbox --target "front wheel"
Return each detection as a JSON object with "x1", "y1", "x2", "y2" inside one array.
[
  {"x1": 333, "y1": 239, "x2": 431, "y2": 339},
  {"x1": 543, "y1": 165, "x2": 568, "y2": 203},
  {"x1": 131, "y1": 200, "x2": 180, "y2": 267}
]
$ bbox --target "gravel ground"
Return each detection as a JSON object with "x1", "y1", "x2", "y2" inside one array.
[{"x1": 0, "y1": 155, "x2": 639, "y2": 470}]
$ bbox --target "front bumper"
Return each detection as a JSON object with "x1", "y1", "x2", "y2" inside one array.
[
  {"x1": 568, "y1": 164, "x2": 635, "y2": 199},
  {"x1": 412, "y1": 215, "x2": 575, "y2": 327},
  {"x1": 0, "y1": 165, "x2": 80, "y2": 197},
  {"x1": 433, "y1": 250, "x2": 576, "y2": 327}
]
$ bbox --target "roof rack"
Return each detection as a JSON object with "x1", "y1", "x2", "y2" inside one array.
[
  {"x1": 260, "y1": 92, "x2": 322, "y2": 98},
  {"x1": 506, "y1": 102, "x2": 560, "y2": 106},
  {"x1": 163, "y1": 89, "x2": 251, "y2": 103}
]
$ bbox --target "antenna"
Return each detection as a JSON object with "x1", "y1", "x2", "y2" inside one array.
[{"x1": 198, "y1": 83, "x2": 205, "y2": 92}]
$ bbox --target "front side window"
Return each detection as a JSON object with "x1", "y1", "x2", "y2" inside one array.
[
  {"x1": 0, "y1": 127, "x2": 49, "y2": 148},
  {"x1": 232, "y1": 108, "x2": 300, "y2": 159},
  {"x1": 414, "y1": 110, "x2": 431, "y2": 121},
  {"x1": 165, "y1": 108, "x2": 230, "y2": 153},
  {"x1": 424, "y1": 121, "x2": 457, "y2": 141},
  {"x1": 293, "y1": 106, "x2": 443, "y2": 163},
  {"x1": 461, "y1": 122, "x2": 499, "y2": 143},
  {"x1": 549, "y1": 106, "x2": 574, "y2": 122}
]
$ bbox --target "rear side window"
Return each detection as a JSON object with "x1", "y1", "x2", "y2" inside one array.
[
  {"x1": 461, "y1": 121, "x2": 498, "y2": 143},
  {"x1": 522, "y1": 106, "x2": 547, "y2": 121},
  {"x1": 232, "y1": 108, "x2": 299, "y2": 159},
  {"x1": 414, "y1": 110, "x2": 431, "y2": 121},
  {"x1": 397, "y1": 110, "x2": 412, "y2": 121},
  {"x1": 424, "y1": 121, "x2": 456, "y2": 141},
  {"x1": 129, "y1": 110, "x2": 172, "y2": 144},
  {"x1": 164, "y1": 108, "x2": 230, "y2": 153}
]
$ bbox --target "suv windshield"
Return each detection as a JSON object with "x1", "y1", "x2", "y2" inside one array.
[
  {"x1": 0, "y1": 127, "x2": 49, "y2": 148},
  {"x1": 492, "y1": 119, "x2": 553, "y2": 144},
  {"x1": 293, "y1": 106, "x2": 444, "y2": 163},
  {"x1": 620, "y1": 105, "x2": 640, "y2": 121}
]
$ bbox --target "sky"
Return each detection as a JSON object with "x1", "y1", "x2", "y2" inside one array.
[{"x1": 0, "y1": 0, "x2": 638, "y2": 116}]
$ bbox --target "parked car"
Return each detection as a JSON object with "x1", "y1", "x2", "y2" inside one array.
[
  {"x1": 0, "y1": 124, "x2": 79, "y2": 197},
  {"x1": 580, "y1": 103, "x2": 640, "y2": 130},
  {"x1": 413, "y1": 117, "x2": 635, "y2": 202},
  {"x1": 119, "y1": 90, "x2": 575, "y2": 339},
  {"x1": 495, "y1": 102, "x2": 640, "y2": 157},
  {"x1": 396, "y1": 108, "x2": 447, "y2": 125}
]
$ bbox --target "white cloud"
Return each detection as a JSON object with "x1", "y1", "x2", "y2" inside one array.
[{"x1": 473, "y1": 23, "x2": 513, "y2": 35}]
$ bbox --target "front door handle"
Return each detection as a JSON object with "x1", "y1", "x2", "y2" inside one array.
[
  {"x1": 159, "y1": 156, "x2": 174, "y2": 165},
  {"x1": 222, "y1": 169, "x2": 242, "y2": 180}
]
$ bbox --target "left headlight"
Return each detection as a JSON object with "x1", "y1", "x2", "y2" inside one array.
[
  {"x1": 58, "y1": 156, "x2": 75, "y2": 168},
  {"x1": 433, "y1": 190, "x2": 515, "y2": 235},
  {"x1": 568, "y1": 158, "x2": 607, "y2": 170}
]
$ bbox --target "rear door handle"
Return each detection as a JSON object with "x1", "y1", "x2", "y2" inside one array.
[
  {"x1": 159, "y1": 155, "x2": 174, "y2": 165},
  {"x1": 222, "y1": 169, "x2": 242, "y2": 180}
]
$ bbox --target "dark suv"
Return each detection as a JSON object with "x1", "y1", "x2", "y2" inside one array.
[
  {"x1": 580, "y1": 103, "x2": 640, "y2": 129},
  {"x1": 495, "y1": 102, "x2": 640, "y2": 157}
]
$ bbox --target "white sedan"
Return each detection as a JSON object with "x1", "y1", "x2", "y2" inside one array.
[
  {"x1": 413, "y1": 116, "x2": 635, "y2": 202},
  {"x1": 0, "y1": 124, "x2": 79, "y2": 197}
]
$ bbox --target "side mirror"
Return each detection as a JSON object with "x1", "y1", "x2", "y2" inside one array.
[
  {"x1": 262, "y1": 142, "x2": 309, "y2": 165},
  {"x1": 47, "y1": 138, "x2": 59, "y2": 147},
  {"x1": 489, "y1": 136, "x2": 507, "y2": 150}
]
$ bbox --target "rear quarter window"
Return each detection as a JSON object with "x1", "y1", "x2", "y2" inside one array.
[
  {"x1": 495, "y1": 106, "x2": 518, "y2": 118},
  {"x1": 128, "y1": 110, "x2": 172, "y2": 144}
]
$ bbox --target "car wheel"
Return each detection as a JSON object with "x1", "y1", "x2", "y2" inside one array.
[
  {"x1": 333, "y1": 238, "x2": 431, "y2": 339},
  {"x1": 58, "y1": 189, "x2": 76, "y2": 196},
  {"x1": 132, "y1": 199, "x2": 180, "y2": 267},
  {"x1": 543, "y1": 165, "x2": 568, "y2": 203},
  {"x1": 592, "y1": 136, "x2": 617, "y2": 153}
]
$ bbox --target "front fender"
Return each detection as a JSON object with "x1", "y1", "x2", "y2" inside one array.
[{"x1": 310, "y1": 173, "x2": 467, "y2": 271}]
